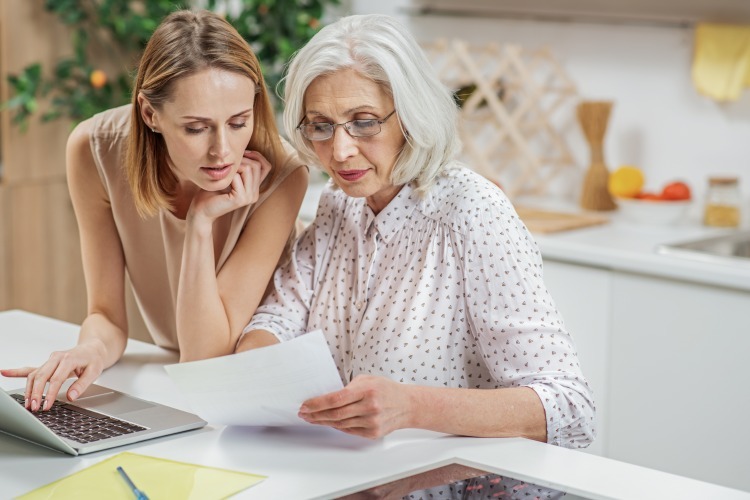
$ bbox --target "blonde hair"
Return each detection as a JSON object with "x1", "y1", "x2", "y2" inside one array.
[
  {"x1": 282, "y1": 14, "x2": 460, "y2": 194},
  {"x1": 126, "y1": 10, "x2": 282, "y2": 217}
]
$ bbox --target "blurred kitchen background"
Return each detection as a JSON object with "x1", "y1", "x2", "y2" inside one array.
[{"x1": 1, "y1": 0, "x2": 749, "y2": 494}]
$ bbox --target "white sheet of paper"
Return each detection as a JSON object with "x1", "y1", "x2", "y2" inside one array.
[{"x1": 164, "y1": 330, "x2": 344, "y2": 426}]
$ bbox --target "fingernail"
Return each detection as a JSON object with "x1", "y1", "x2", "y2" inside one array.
[
  {"x1": 24, "y1": 398, "x2": 29, "y2": 408},
  {"x1": 299, "y1": 405, "x2": 309, "y2": 413},
  {"x1": 69, "y1": 389, "x2": 78, "y2": 401},
  {"x1": 31, "y1": 399, "x2": 38, "y2": 411}
]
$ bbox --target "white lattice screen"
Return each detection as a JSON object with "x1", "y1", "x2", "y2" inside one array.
[{"x1": 422, "y1": 39, "x2": 581, "y2": 198}]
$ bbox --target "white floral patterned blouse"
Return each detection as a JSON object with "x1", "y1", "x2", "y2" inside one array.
[{"x1": 245, "y1": 166, "x2": 596, "y2": 448}]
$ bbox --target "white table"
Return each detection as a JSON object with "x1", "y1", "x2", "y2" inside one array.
[{"x1": 1, "y1": 310, "x2": 748, "y2": 500}]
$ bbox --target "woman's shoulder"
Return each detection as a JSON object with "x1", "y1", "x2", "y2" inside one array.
[
  {"x1": 88, "y1": 104, "x2": 132, "y2": 140},
  {"x1": 66, "y1": 112, "x2": 118, "y2": 201},
  {"x1": 420, "y1": 168, "x2": 534, "y2": 249},
  {"x1": 428, "y1": 167, "x2": 516, "y2": 227},
  {"x1": 68, "y1": 104, "x2": 132, "y2": 185}
]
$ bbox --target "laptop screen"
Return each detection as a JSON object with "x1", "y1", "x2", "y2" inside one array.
[{"x1": 333, "y1": 463, "x2": 592, "y2": 500}]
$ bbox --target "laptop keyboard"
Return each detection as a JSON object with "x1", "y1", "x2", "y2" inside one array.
[{"x1": 11, "y1": 393, "x2": 147, "y2": 444}]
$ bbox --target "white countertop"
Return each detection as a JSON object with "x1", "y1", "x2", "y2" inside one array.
[
  {"x1": 2, "y1": 310, "x2": 750, "y2": 499},
  {"x1": 515, "y1": 194, "x2": 750, "y2": 291},
  {"x1": 533, "y1": 221, "x2": 750, "y2": 291}
]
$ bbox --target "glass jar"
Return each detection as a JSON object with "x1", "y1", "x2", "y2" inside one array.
[{"x1": 703, "y1": 176, "x2": 741, "y2": 227}]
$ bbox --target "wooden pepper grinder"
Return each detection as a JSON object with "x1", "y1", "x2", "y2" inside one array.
[{"x1": 578, "y1": 100, "x2": 617, "y2": 211}]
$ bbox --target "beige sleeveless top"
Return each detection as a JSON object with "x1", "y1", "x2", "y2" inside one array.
[{"x1": 89, "y1": 104, "x2": 304, "y2": 350}]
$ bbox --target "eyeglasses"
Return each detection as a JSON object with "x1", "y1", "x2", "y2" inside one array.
[{"x1": 297, "y1": 110, "x2": 396, "y2": 141}]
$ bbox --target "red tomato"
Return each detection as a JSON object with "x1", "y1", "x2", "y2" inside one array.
[{"x1": 661, "y1": 181, "x2": 691, "y2": 201}]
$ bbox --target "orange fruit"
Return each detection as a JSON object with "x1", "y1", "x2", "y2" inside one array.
[
  {"x1": 90, "y1": 70, "x2": 107, "y2": 89},
  {"x1": 609, "y1": 166, "x2": 645, "y2": 198}
]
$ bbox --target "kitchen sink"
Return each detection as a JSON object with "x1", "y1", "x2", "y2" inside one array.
[{"x1": 657, "y1": 230, "x2": 750, "y2": 266}]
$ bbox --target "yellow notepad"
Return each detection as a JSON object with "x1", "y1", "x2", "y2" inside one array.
[{"x1": 18, "y1": 452, "x2": 266, "y2": 500}]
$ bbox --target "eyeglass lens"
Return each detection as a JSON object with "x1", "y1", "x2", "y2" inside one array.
[
  {"x1": 300, "y1": 120, "x2": 379, "y2": 140},
  {"x1": 298, "y1": 111, "x2": 395, "y2": 141}
]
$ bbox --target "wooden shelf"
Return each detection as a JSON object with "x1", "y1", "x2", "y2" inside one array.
[{"x1": 412, "y1": 0, "x2": 750, "y2": 27}]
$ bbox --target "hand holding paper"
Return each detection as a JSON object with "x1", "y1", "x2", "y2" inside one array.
[{"x1": 165, "y1": 331, "x2": 344, "y2": 426}]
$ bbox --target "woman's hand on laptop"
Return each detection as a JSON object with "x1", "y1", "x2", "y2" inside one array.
[{"x1": 1, "y1": 341, "x2": 105, "y2": 411}]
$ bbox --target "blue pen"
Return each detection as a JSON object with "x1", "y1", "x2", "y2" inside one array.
[{"x1": 116, "y1": 466, "x2": 149, "y2": 500}]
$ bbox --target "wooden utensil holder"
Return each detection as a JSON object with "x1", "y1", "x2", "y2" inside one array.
[{"x1": 578, "y1": 101, "x2": 617, "y2": 211}]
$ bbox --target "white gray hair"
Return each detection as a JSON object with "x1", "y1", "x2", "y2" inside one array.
[{"x1": 282, "y1": 14, "x2": 461, "y2": 193}]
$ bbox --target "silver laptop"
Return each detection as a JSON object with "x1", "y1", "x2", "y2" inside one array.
[{"x1": 0, "y1": 383, "x2": 206, "y2": 455}]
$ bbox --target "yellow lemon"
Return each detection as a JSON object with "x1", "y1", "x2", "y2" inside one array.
[{"x1": 609, "y1": 166, "x2": 645, "y2": 198}]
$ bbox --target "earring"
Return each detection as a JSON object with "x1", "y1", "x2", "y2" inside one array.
[{"x1": 151, "y1": 127, "x2": 157, "y2": 133}]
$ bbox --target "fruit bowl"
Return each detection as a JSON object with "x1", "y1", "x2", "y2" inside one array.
[{"x1": 615, "y1": 197, "x2": 692, "y2": 225}]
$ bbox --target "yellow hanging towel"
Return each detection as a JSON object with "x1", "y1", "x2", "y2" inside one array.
[{"x1": 692, "y1": 23, "x2": 750, "y2": 101}]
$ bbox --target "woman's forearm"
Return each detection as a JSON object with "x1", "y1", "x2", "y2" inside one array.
[
  {"x1": 175, "y1": 168, "x2": 308, "y2": 362},
  {"x1": 78, "y1": 311, "x2": 129, "y2": 369},
  {"x1": 406, "y1": 385, "x2": 547, "y2": 441},
  {"x1": 175, "y1": 217, "x2": 234, "y2": 361}
]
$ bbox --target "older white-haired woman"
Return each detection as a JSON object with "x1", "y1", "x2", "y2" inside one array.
[{"x1": 237, "y1": 14, "x2": 595, "y2": 448}]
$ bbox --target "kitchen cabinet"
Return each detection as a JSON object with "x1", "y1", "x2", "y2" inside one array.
[
  {"x1": 608, "y1": 271, "x2": 750, "y2": 492},
  {"x1": 542, "y1": 254, "x2": 750, "y2": 492}
]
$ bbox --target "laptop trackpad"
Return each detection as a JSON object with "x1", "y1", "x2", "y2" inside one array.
[{"x1": 73, "y1": 393, "x2": 155, "y2": 415}]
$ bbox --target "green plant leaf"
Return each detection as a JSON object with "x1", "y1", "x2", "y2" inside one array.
[{"x1": 0, "y1": 94, "x2": 26, "y2": 110}]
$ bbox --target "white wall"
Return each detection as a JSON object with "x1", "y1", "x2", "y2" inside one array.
[{"x1": 351, "y1": 0, "x2": 750, "y2": 206}]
